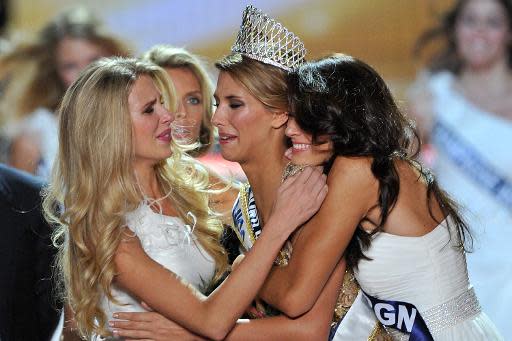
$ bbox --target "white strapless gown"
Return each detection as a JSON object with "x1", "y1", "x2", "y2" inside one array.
[
  {"x1": 427, "y1": 72, "x2": 512, "y2": 336},
  {"x1": 97, "y1": 202, "x2": 216, "y2": 336},
  {"x1": 353, "y1": 219, "x2": 503, "y2": 340}
]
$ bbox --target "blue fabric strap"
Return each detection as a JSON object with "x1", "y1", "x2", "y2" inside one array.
[
  {"x1": 362, "y1": 291, "x2": 434, "y2": 341},
  {"x1": 432, "y1": 120, "x2": 512, "y2": 212}
]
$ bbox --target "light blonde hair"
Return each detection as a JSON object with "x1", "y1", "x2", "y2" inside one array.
[
  {"x1": 0, "y1": 7, "x2": 130, "y2": 124},
  {"x1": 215, "y1": 53, "x2": 289, "y2": 112},
  {"x1": 143, "y1": 45, "x2": 214, "y2": 156},
  {"x1": 43, "y1": 57, "x2": 228, "y2": 339}
]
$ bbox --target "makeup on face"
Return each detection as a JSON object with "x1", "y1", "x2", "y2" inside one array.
[
  {"x1": 129, "y1": 75, "x2": 175, "y2": 165},
  {"x1": 285, "y1": 116, "x2": 333, "y2": 166},
  {"x1": 165, "y1": 67, "x2": 203, "y2": 142},
  {"x1": 455, "y1": 0, "x2": 511, "y2": 68},
  {"x1": 212, "y1": 71, "x2": 275, "y2": 163}
]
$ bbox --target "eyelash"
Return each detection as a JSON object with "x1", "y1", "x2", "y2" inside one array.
[
  {"x1": 187, "y1": 97, "x2": 201, "y2": 105},
  {"x1": 144, "y1": 105, "x2": 155, "y2": 114},
  {"x1": 212, "y1": 101, "x2": 243, "y2": 109}
]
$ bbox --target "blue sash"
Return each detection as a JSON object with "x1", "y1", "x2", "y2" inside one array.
[
  {"x1": 231, "y1": 183, "x2": 262, "y2": 250},
  {"x1": 432, "y1": 120, "x2": 512, "y2": 212},
  {"x1": 362, "y1": 291, "x2": 433, "y2": 341}
]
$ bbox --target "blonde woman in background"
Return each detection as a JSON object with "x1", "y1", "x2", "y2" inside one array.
[
  {"x1": 0, "y1": 7, "x2": 129, "y2": 178},
  {"x1": 44, "y1": 57, "x2": 328, "y2": 340}
]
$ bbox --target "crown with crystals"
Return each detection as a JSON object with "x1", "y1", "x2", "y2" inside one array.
[{"x1": 231, "y1": 5, "x2": 306, "y2": 71}]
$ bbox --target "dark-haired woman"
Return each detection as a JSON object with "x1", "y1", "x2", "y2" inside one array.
[
  {"x1": 288, "y1": 53, "x2": 503, "y2": 340},
  {"x1": 408, "y1": 0, "x2": 512, "y2": 334}
]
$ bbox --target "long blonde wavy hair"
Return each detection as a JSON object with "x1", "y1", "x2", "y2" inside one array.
[{"x1": 43, "y1": 57, "x2": 228, "y2": 338}]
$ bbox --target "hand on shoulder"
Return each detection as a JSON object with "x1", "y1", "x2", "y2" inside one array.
[{"x1": 269, "y1": 166, "x2": 328, "y2": 236}]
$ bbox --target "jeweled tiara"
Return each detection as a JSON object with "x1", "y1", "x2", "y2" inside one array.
[{"x1": 231, "y1": 5, "x2": 307, "y2": 71}]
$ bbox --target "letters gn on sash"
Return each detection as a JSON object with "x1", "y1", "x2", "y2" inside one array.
[{"x1": 362, "y1": 292, "x2": 434, "y2": 341}]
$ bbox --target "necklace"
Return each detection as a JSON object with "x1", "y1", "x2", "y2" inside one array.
[{"x1": 281, "y1": 162, "x2": 307, "y2": 182}]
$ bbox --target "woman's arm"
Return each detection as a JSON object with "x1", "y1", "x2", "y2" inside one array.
[
  {"x1": 114, "y1": 168, "x2": 327, "y2": 340},
  {"x1": 225, "y1": 259, "x2": 345, "y2": 341},
  {"x1": 258, "y1": 157, "x2": 378, "y2": 317},
  {"x1": 110, "y1": 259, "x2": 346, "y2": 341}
]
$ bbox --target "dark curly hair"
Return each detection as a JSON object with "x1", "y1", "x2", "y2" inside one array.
[
  {"x1": 414, "y1": 0, "x2": 512, "y2": 73},
  {"x1": 288, "y1": 54, "x2": 472, "y2": 268}
]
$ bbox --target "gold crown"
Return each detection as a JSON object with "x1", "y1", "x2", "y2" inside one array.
[{"x1": 231, "y1": 5, "x2": 306, "y2": 71}]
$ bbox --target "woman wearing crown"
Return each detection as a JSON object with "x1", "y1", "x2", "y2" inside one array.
[
  {"x1": 111, "y1": 5, "x2": 390, "y2": 340},
  {"x1": 46, "y1": 52, "x2": 332, "y2": 340}
]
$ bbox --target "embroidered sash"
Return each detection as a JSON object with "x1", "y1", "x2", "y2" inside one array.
[
  {"x1": 231, "y1": 183, "x2": 262, "y2": 250},
  {"x1": 362, "y1": 291, "x2": 434, "y2": 341},
  {"x1": 432, "y1": 120, "x2": 512, "y2": 212}
]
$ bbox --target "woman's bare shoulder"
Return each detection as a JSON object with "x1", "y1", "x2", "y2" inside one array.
[{"x1": 329, "y1": 156, "x2": 375, "y2": 184}]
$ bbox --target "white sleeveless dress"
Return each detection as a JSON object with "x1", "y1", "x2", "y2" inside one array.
[
  {"x1": 353, "y1": 219, "x2": 502, "y2": 340},
  {"x1": 98, "y1": 201, "x2": 216, "y2": 334},
  {"x1": 427, "y1": 72, "x2": 512, "y2": 335}
]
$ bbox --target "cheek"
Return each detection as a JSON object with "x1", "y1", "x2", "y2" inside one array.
[
  {"x1": 455, "y1": 24, "x2": 473, "y2": 46},
  {"x1": 132, "y1": 118, "x2": 155, "y2": 144},
  {"x1": 489, "y1": 29, "x2": 510, "y2": 46},
  {"x1": 231, "y1": 110, "x2": 261, "y2": 134},
  {"x1": 190, "y1": 109, "x2": 204, "y2": 127}
]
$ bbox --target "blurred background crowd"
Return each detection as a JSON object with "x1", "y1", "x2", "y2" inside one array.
[{"x1": 0, "y1": 0, "x2": 510, "y2": 339}]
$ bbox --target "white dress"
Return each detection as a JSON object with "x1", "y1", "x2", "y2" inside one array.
[
  {"x1": 427, "y1": 72, "x2": 512, "y2": 335},
  {"x1": 354, "y1": 219, "x2": 503, "y2": 340},
  {"x1": 98, "y1": 201, "x2": 216, "y2": 334}
]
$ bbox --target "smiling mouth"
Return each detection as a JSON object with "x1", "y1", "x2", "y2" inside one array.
[{"x1": 292, "y1": 143, "x2": 311, "y2": 152}]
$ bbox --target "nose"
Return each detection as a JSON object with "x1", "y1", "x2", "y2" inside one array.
[
  {"x1": 175, "y1": 100, "x2": 186, "y2": 119},
  {"x1": 211, "y1": 103, "x2": 225, "y2": 128},
  {"x1": 160, "y1": 107, "x2": 175, "y2": 125},
  {"x1": 285, "y1": 117, "x2": 299, "y2": 137}
]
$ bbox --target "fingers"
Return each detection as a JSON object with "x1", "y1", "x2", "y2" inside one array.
[
  {"x1": 296, "y1": 165, "x2": 315, "y2": 184},
  {"x1": 315, "y1": 182, "x2": 329, "y2": 204},
  {"x1": 310, "y1": 169, "x2": 328, "y2": 203},
  {"x1": 302, "y1": 167, "x2": 327, "y2": 200},
  {"x1": 113, "y1": 311, "x2": 156, "y2": 322},
  {"x1": 140, "y1": 301, "x2": 153, "y2": 311},
  {"x1": 113, "y1": 327, "x2": 151, "y2": 339},
  {"x1": 280, "y1": 166, "x2": 306, "y2": 189},
  {"x1": 110, "y1": 319, "x2": 150, "y2": 330}
]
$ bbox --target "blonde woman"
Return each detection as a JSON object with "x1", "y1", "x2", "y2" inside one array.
[
  {"x1": 142, "y1": 45, "x2": 240, "y2": 227},
  {"x1": 0, "y1": 7, "x2": 129, "y2": 177},
  {"x1": 142, "y1": 45, "x2": 214, "y2": 157},
  {"x1": 44, "y1": 57, "x2": 327, "y2": 340}
]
